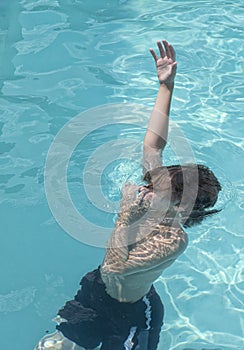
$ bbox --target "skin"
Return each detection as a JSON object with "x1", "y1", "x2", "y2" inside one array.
[
  {"x1": 144, "y1": 40, "x2": 177, "y2": 157},
  {"x1": 101, "y1": 40, "x2": 188, "y2": 303},
  {"x1": 36, "y1": 40, "x2": 220, "y2": 350}
]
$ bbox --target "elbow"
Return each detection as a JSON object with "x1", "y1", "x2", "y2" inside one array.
[{"x1": 144, "y1": 136, "x2": 166, "y2": 151}]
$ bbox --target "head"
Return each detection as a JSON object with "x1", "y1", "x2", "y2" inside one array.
[{"x1": 143, "y1": 164, "x2": 222, "y2": 227}]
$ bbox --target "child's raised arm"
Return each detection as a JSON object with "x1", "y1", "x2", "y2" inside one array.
[{"x1": 143, "y1": 40, "x2": 177, "y2": 173}]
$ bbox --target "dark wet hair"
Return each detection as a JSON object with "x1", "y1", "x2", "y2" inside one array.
[{"x1": 143, "y1": 164, "x2": 222, "y2": 228}]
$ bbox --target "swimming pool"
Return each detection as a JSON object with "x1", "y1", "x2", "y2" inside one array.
[{"x1": 0, "y1": 0, "x2": 243, "y2": 349}]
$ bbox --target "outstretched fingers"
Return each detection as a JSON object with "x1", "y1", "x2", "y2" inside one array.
[
  {"x1": 162, "y1": 40, "x2": 172, "y2": 59},
  {"x1": 157, "y1": 41, "x2": 166, "y2": 58},
  {"x1": 150, "y1": 40, "x2": 167, "y2": 61},
  {"x1": 168, "y1": 44, "x2": 176, "y2": 62},
  {"x1": 150, "y1": 40, "x2": 177, "y2": 64},
  {"x1": 149, "y1": 48, "x2": 158, "y2": 62}
]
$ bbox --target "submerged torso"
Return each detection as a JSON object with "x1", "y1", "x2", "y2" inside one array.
[{"x1": 100, "y1": 183, "x2": 188, "y2": 303}]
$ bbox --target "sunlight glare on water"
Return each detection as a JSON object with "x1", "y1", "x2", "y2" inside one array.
[{"x1": 0, "y1": 0, "x2": 243, "y2": 349}]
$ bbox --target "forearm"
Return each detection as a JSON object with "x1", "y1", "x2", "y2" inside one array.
[
  {"x1": 144, "y1": 83, "x2": 174, "y2": 151},
  {"x1": 143, "y1": 40, "x2": 177, "y2": 170}
]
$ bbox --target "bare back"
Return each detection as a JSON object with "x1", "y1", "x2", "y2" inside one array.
[{"x1": 101, "y1": 183, "x2": 188, "y2": 303}]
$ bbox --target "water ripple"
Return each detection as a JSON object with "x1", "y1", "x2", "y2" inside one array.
[
  {"x1": 0, "y1": 0, "x2": 243, "y2": 348},
  {"x1": 0, "y1": 287, "x2": 36, "y2": 313}
]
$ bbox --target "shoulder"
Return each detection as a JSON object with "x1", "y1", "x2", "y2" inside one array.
[
  {"x1": 119, "y1": 182, "x2": 139, "y2": 211},
  {"x1": 121, "y1": 182, "x2": 138, "y2": 198}
]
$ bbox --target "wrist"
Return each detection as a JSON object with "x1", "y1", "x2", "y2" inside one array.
[{"x1": 159, "y1": 82, "x2": 174, "y2": 91}]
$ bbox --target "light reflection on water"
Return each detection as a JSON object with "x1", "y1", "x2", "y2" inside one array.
[{"x1": 0, "y1": 0, "x2": 243, "y2": 349}]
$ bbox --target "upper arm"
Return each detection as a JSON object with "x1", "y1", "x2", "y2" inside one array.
[{"x1": 142, "y1": 144, "x2": 162, "y2": 176}]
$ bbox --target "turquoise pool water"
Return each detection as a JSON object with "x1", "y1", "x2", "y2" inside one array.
[{"x1": 0, "y1": 0, "x2": 243, "y2": 349}]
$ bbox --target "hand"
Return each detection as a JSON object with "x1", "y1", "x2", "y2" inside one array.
[{"x1": 150, "y1": 40, "x2": 177, "y2": 86}]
